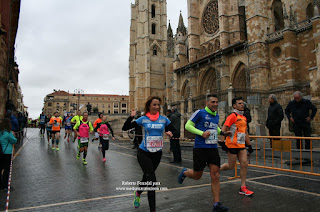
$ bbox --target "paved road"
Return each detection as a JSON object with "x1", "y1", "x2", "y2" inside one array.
[{"x1": 1, "y1": 128, "x2": 320, "y2": 212}]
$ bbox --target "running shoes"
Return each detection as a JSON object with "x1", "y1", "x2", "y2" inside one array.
[
  {"x1": 83, "y1": 159, "x2": 87, "y2": 165},
  {"x1": 178, "y1": 168, "x2": 187, "y2": 184},
  {"x1": 212, "y1": 202, "x2": 228, "y2": 212},
  {"x1": 239, "y1": 186, "x2": 254, "y2": 196},
  {"x1": 133, "y1": 191, "x2": 140, "y2": 208}
]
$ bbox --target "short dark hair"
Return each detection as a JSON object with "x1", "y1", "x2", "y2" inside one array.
[
  {"x1": 0, "y1": 118, "x2": 11, "y2": 132},
  {"x1": 232, "y1": 97, "x2": 243, "y2": 106},
  {"x1": 206, "y1": 94, "x2": 218, "y2": 100}
]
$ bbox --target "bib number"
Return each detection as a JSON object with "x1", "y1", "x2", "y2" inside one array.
[
  {"x1": 205, "y1": 129, "x2": 218, "y2": 145},
  {"x1": 237, "y1": 132, "x2": 246, "y2": 144},
  {"x1": 80, "y1": 137, "x2": 88, "y2": 143},
  {"x1": 95, "y1": 132, "x2": 100, "y2": 139},
  {"x1": 103, "y1": 134, "x2": 109, "y2": 140},
  {"x1": 41, "y1": 119, "x2": 45, "y2": 123},
  {"x1": 66, "y1": 122, "x2": 71, "y2": 126},
  {"x1": 54, "y1": 122, "x2": 60, "y2": 127},
  {"x1": 146, "y1": 136, "x2": 163, "y2": 152}
]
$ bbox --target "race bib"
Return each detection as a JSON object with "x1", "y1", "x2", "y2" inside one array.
[
  {"x1": 95, "y1": 132, "x2": 99, "y2": 139},
  {"x1": 103, "y1": 134, "x2": 109, "y2": 140},
  {"x1": 54, "y1": 122, "x2": 60, "y2": 127},
  {"x1": 41, "y1": 119, "x2": 45, "y2": 123},
  {"x1": 205, "y1": 129, "x2": 218, "y2": 144},
  {"x1": 146, "y1": 136, "x2": 163, "y2": 152},
  {"x1": 237, "y1": 132, "x2": 246, "y2": 144},
  {"x1": 80, "y1": 137, "x2": 88, "y2": 143},
  {"x1": 66, "y1": 122, "x2": 71, "y2": 126}
]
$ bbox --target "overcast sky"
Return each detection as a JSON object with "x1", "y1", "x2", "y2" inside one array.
[{"x1": 15, "y1": 0, "x2": 188, "y2": 119}]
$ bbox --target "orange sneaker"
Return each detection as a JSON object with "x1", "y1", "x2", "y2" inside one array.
[{"x1": 239, "y1": 186, "x2": 254, "y2": 196}]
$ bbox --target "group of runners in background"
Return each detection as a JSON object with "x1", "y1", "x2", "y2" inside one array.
[
  {"x1": 36, "y1": 94, "x2": 253, "y2": 212},
  {"x1": 38, "y1": 110, "x2": 115, "y2": 165}
]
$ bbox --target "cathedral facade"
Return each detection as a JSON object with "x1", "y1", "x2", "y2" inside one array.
[{"x1": 129, "y1": 0, "x2": 320, "y2": 135}]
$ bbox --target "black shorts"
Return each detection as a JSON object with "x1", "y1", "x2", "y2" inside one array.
[
  {"x1": 228, "y1": 148, "x2": 246, "y2": 154},
  {"x1": 193, "y1": 148, "x2": 220, "y2": 171},
  {"x1": 51, "y1": 131, "x2": 60, "y2": 135}
]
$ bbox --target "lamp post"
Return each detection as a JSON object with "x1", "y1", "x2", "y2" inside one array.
[{"x1": 73, "y1": 89, "x2": 84, "y2": 111}]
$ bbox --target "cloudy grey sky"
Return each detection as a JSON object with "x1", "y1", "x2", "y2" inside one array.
[{"x1": 15, "y1": 0, "x2": 187, "y2": 119}]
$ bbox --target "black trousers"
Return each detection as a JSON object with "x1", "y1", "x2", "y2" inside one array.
[
  {"x1": 0, "y1": 154, "x2": 12, "y2": 189},
  {"x1": 170, "y1": 138, "x2": 181, "y2": 162},
  {"x1": 99, "y1": 137, "x2": 109, "y2": 158},
  {"x1": 269, "y1": 126, "x2": 281, "y2": 148},
  {"x1": 293, "y1": 122, "x2": 311, "y2": 149},
  {"x1": 137, "y1": 148, "x2": 162, "y2": 212}
]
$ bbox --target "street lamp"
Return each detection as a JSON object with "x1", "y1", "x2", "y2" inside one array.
[{"x1": 73, "y1": 89, "x2": 84, "y2": 111}]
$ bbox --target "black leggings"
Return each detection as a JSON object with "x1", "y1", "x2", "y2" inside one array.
[
  {"x1": 40, "y1": 124, "x2": 45, "y2": 134},
  {"x1": 137, "y1": 148, "x2": 162, "y2": 212},
  {"x1": 99, "y1": 137, "x2": 109, "y2": 158},
  {"x1": 0, "y1": 154, "x2": 12, "y2": 189}
]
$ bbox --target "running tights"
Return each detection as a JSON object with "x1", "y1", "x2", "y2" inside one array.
[
  {"x1": 99, "y1": 137, "x2": 109, "y2": 158},
  {"x1": 137, "y1": 148, "x2": 162, "y2": 212}
]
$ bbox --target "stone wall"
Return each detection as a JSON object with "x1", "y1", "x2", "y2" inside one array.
[{"x1": 0, "y1": 35, "x2": 8, "y2": 118}]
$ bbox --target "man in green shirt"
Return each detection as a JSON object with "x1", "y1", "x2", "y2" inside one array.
[{"x1": 71, "y1": 110, "x2": 83, "y2": 142}]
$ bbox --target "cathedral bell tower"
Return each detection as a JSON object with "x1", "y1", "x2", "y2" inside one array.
[{"x1": 129, "y1": 0, "x2": 168, "y2": 111}]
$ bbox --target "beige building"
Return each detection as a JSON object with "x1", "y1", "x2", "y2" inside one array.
[
  {"x1": 129, "y1": 0, "x2": 320, "y2": 135},
  {"x1": 43, "y1": 90, "x2": 129, "y2": 116},
  {"x1": 129, "y1": 0, "x2": 172, "y2": 111}
]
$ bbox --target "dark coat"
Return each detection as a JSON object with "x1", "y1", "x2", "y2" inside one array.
[
  {"x1": 285, "y1": 99, "x2": 317, "y2": 124},
  {"x1": 169, "y1": 111, "x2": 181, "y2": 137},
  {"x1": 266, "y1": 101, "x2": 284, "y2": 129}
]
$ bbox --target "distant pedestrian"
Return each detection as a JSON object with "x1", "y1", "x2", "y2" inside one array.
[
  {"x1": 243, "y1": 102, "x2": 252, "y2": 134},
  {"x1": 6, "y1": 110, "x2": 19, "y2": 134},
  {"x1": 168, "y1": 107, "x2": 182, "y2": 163},
  {"x1": 266, "y1": 94, "x2": 284, "y2": 147},
  {"x1": 0, "y1": 118, "x2": 17, "y2": 191},
  {"x1": 285, "y1": 91, "x2": 317, "y2": 149},
  {"x1": 166, "y1": 109, "x2": 173, "y2": 153}
]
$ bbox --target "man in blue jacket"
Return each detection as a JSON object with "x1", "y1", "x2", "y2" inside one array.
[
  {"x1": 6, "y1": 110, "x2": 19, "y2": 133},
  {"x1": 285, "y1": 91, "x2": 317, "y2": 149}
]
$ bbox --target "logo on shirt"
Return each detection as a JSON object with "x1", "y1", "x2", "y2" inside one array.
[
  {"x1": 204, "y1": 122, "x2": 217, "y2": 129},
  {"x1": 147, "y1": 124, "x2": 163, "y2": 129}
]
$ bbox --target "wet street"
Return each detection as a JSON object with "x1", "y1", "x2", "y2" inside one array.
[{"x1": 1, "y1": 128, "x2": 320, "y2": 212}]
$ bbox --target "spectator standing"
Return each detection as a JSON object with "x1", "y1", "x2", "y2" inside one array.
[
  {"x1": 6, "y1": 110, "x2": 19, "y2": 134},
  {"x1": 266, "y1": 94, "x2": 284, "y2": 147},
  {"x1": 285, "y1": 91, "x2": 317, "y2": 149},
  {"x1": 168, "y1": 107, "x2": 182, "y2": 163},
  {"x1": 243, "y1": 102, "x2": 251, "y2": 134}
]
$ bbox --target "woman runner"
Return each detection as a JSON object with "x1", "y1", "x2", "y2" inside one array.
[
  {"x1": 122, "y1": 96, "x2": 175, "y2": 212},
  {"x1": 94, "y1": 115, "x2": 115, "y2": 162}
]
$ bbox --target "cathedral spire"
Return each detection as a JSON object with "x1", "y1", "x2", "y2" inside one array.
[
  {"x1": 168, "y1": 20, "x2": 173, "y2": 37},
  {"x1": 167, "y1": 20, "x2": 174, "y2": 58},
  {"x1": 177, "y1": 11, "x2": 187, "y2": 36}
]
